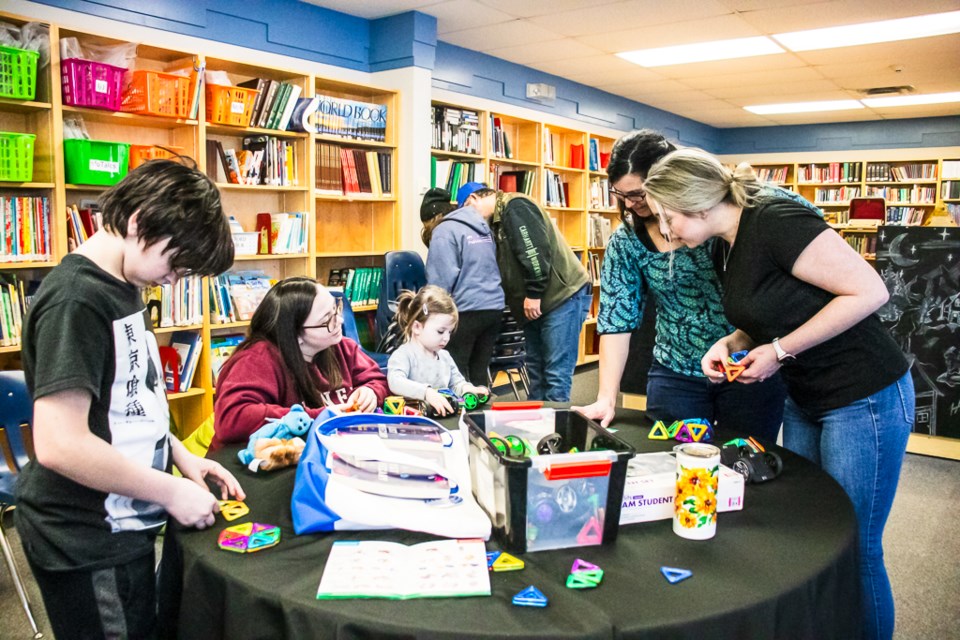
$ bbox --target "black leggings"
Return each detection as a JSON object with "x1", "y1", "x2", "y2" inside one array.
[{"x1": 447, "y1": 309, "x2": 503, "y2": 386}]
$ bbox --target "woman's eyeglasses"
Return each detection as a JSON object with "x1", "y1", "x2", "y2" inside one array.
[
  {"x1": 303, "y1": 297, "x2": 344, "y2": 332},
  {"x1": 608, "y1": 187, "x2": 647, "y2": 203}
]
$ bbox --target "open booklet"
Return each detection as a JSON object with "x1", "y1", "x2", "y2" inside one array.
[{"x1": 316, "y1": 538, "x2": 491, "y2": 599}]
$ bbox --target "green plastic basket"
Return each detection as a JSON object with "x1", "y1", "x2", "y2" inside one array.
[
  {"x1": 0, "y1": 132, "x2": 35, "y2": 182},
  {"x1": 64, "y1": 139, "x2": 131, "y2": 186},
  {"x1": 0, "y1": 45, "x2": 39, "y2": 100}
]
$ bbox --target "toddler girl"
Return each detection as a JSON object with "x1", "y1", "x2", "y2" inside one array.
[{"x1": 387, "y1": 285, "x2": 489, "y2": 416}]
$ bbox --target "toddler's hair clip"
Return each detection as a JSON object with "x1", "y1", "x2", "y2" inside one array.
[{"x1": 422, "y1": 303, "x2": 429, "y2": 317}]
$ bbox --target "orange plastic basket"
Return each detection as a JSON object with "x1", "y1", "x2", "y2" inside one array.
[
  {"x1": 120, "y1": 70, "x2": 191, "y2": 118},
  {"x1": 205, "y1": 83, "x2": 258, "y2": 127},
  {"x1": 128, "y1": 144, "x2": 185, "y2": 170}
]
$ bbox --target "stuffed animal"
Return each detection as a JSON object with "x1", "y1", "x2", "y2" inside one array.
[
  {"x1": 252, "y1": 437, "x2": 306, "y2": 471},
  {"x1": 238, "y1": 404, "x2": 313, "y2": 471}
]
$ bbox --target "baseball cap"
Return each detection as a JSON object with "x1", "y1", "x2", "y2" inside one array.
[
  {"x1": 456, "y1": 182, "x2": 488, "y2": 208},
  {"x1": 420, "y1": 187, "x2": 453, "y2": 221}
]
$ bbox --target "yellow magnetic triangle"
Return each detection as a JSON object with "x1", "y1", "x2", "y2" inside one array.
[
  {"x1": 492, "y1": 552, "x2": 525, "y2": 572},
  {"x1": 688, "y1": 422, "x2": 709, "y2": 442},
  {"x1": 224, "y1": 522, "x2": 253, "y2": 536},
  {"x1": 647, "y1": 421, "x2": 670, "y2": 440},
  {"x1": 219, "y1": 500, "x2": 250, "y2": 522}
]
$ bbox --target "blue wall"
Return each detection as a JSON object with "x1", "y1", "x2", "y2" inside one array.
[{"x1": 30, "y1": 0, "x2": 959, "y2": 154}]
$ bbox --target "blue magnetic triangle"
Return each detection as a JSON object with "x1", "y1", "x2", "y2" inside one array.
[
  {"x1": 486, "y1": 550, "x2": 501, "y2": 568},
  {"x1": 512, "y1": 585, "x2": 548, "y2": 607},
  {"x1": 661, "y1": 566, "x2": 693, "y2": 584}
]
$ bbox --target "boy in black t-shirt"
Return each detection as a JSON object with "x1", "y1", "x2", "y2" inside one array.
[{"x1": 17, "y1": 160, "x2": 245, "y2": 639}]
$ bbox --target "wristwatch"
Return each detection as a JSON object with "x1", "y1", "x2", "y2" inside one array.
[{"x1": 772, "y1": 337, "x2": 796, "y2": 363}]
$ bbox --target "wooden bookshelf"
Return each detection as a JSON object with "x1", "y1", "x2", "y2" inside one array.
[{"x1": 0, "y1": 9, "x2": 403, "y2": 437}]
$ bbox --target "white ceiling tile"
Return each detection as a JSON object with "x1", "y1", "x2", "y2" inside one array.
[
  {"x1": 576, "y1": 14, "x2": 764, "y2": 53},
  {"x1": 728, "y1": 88, "x2": 864, "y2": 107},
  {"x1": 792, "y1": 35, "x2": 960, "y2": 67},
  {"x1": 526, "y1": 0, "x2": 733, "y2": 37},
  {"x1": 651, "y1": 52, "x2": 808, "y2": 80},
  {"x1": 737, "y1": 0, "x2": 960, "y2": 33},
  {"x1": 485, "y1": 39, "x2": 607, "y2": 65},
  {"x1": 474, "y1": 0, "x2": 624, "y2": 19},
  {"x1": 439, "y1": 19, "x2": 560, "y2": 51},
  {"x1": 706, "y1": 78, "x2": 843, "y2": 99},
  {"x1": 531, "y1": 54, "x2": 662, "y2": 79},
  {"x1": 596, "y1": 79, "x2": 697, "y2": 97},
  {"x1": 681, "y1": 65, "x2": 826, "y2": 90},
  {"x1": 429, "y1": 0, "x2": 514, "y2": 34},
  {"x1": 301, "y1": 0, "x2": 447, "y2": 19},
  {"x1": 717, "y1": 0, "x2": 820, "y2": 10},
  {"x1": 870, "y1": 103, "x2": 960, "y2": 119},
  {"x1": 764, "y1": 109, "x2": 881, "y2": 125}
]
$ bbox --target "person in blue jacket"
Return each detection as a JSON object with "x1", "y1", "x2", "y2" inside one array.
[{"x1": 421, "y1": 187, "x2": 505, "y2": 386}]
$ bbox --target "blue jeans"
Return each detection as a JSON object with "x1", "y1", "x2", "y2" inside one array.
[
  {"x1": 783, "y1": 372, "x2": 914, "y2": 640},
  {"x1": 523, "y1": 285, "x2": 591, "y2": 401},
  {"x1": 645, "y1": 361, "x2": 787, "y2": 444}
]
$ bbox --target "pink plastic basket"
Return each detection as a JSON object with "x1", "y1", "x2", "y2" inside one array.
[{"x1": 61, "y1": 58, "x2": 126, "y2": 111}]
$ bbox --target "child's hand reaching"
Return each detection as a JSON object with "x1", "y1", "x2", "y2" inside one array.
[
  {"x1": 465, "y1": 384, "x2": 489, "y2": 397},
  {"x1": 424, "y1": 388, "x2": 454, "y2": 416},
  {"x1": 347, "y1": 386, "x2": 378, "y2": 412}
]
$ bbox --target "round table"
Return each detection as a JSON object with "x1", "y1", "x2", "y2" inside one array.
[{"x1": 168, "y1": 409, "x2": 859, "y2": 639}]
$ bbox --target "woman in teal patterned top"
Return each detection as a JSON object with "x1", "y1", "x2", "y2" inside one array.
[{"x1": 575, "y1": 130, "x2": 789, "y2": 442}]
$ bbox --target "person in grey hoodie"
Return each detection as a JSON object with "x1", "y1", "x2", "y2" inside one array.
[{"x1": 421, "y1": 187, "x2": 505, "y2": 386}]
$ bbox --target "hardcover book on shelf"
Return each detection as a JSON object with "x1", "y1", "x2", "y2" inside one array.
[
  {"x1": 168, "y1": 330, "x2": 202, "y2": 393},
  {"x1": 316, "y1": 539, "x2": 490, "y2": 600}
]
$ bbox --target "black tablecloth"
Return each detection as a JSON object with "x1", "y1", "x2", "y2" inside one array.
[{"x1": 170, "y1": 409, "x2": 860, "y2": 640}]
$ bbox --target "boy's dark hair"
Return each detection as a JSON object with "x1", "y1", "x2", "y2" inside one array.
[
  {"x1": 234, "y1": 277, "x2": 341, "y2": 406},
  {"x1": 471, "y1": 187, "x2": 497, "y2": 200},
  {"x1": 606, "y1": 130, "x2": 677, "y2": 184},
  {"x1": 99, "y1": 158, "x2": 233, "y2": 276}
]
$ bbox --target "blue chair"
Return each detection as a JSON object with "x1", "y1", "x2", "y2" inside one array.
[
  {"x1": 0, "y1": 370, "x2": 44, "y2": 638},
  {"x1": 375, "y1": 251, "x2": 426, "y2": 344},
  {"x1": 331, "y1": 290, "x2": 389, "y2": 371}
]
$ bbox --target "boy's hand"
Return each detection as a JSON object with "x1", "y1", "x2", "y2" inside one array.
[
  {"x1": 177, "y1": 452, "x2": 245, "y2": 501},
  {"x1": 165, "y1": 478, "x2": 221, "y2": 529},
  {"x1": 424, "y1": 388, "x2": 454, "y2": 416},
  {"x1": 347, "y1": 386, "x2": 378, "y2": 412},
  {"x1": 573, "y1": 397, "x2": 616, "y2": 428}
]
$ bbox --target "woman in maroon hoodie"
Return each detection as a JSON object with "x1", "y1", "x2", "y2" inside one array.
[{"x1": 210, "y1": 277, "x2": 388, "y2": 450}]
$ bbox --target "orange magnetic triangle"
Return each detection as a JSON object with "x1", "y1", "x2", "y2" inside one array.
[
  {"x1": 576, "y1": 516, "x2": 603, "y2": 545},
  {"x1": 648, "y1": 421, "x2": 670, "y2": 440},
  {"x1": 724, "y1": 364, "x2": 745, "y2": 382},
  {"x1": 492, "y1": 552, "x2": 525, "y2": 572},
  {"x1": 688, "y1": 422, "x2": 709, "y2": 442},
  {"x1": 219, "y1": 500, "x2": 250, "y2": 521}
]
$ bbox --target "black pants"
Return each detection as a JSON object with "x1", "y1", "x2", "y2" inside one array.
[
  {"x1": 26, "y1": 547, "x2": 158, "y2": 640},
  {"x1": 447, "y1": 309, "x2": 502, "y2": 386}
]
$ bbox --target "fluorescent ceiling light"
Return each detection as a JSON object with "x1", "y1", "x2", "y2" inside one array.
[
  {"x1": 774, "y1": 11, "x2": 960, "y2": 51},
  {"x1": 744, "y1": 100, "x2": 865, "y2": 114},
  {"x1": 861, "y1": 92, "x2": 960, "y2": 107},
  {"x1": 616, "y1": 36, "x2": 783, "y2": 67}
]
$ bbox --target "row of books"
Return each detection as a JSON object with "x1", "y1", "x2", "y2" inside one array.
[
  {"x1": 0, "y1": 273, "x2": 29, "y2": 347},
  {"x1": 143, "y1": 275, "x2": 204, "y2": 329},
  {"x1": 543, "y1": 129, "x2": 585, "y2": 170},
  {"x1": 947, "y1": 203, "x2": 960, "y2": 226},
  {"x1": 866, "y1": 162, "x2": 937, "y2": 182},
  {"x1": 491, "y1": 166, "x2": 534, "y2": 195},
  {"x1": 235, "y1": 78, "x2": 303, "y2": 131},
  {"x1": 813, "y1": 186, "x2": 861, "y2": 203},
  {"x1": 431, "y1": 159, "x2": 484, "y2": 193},
  {"x1": 585, "y1": 251, "x2": 602, "y2": 283},
  {"x1": 755, "y1": 166, "x2": 789, "y2": 183},
  {"x1": 865, "y1": 186, "x2": 936, "y2": 204},
  {"x1": 798, "y1": 162, "x2": 862, "y2": 184},
  {"x1": 431, "y1": 105, "x2": 480, "y2": 155},
  {"x1": 844, "y1": 234, "x2": 877, "y2": 257},
  {"x1": 588, "y1": 213, "x2": 613, "y2": 248},
  {"x1": 315, "y1": 144, "x2": 392, "y2": 196},
  {"x1": 66, "y1": 203, "x2": 102, "y2": 250},
  {"x1": 328, "y1": 267, "x2": 383, "y2": 307},
  {"x1": 254, "y1": 212, "x2": 309, "y2": 255},
  {"x1": 489, "y1": 115, "x2": 513, "y2": 159},
  {"x1": 589, "y1": 177, "x2": 614, "y2": 210},
  {"x1": 292, "y1": 94, "x2": 388, "y2": 142},
  {"x1": 211, "y1": 333, "x2": 245, "y2": 385},
  {"x1": 543, "y1": 169, "x2": 570, "y2": 207},
  {"x1": 940, "y1": 180, "x2": 960, "y2": 199},
  {"x1": 163, "y1": 330, "x2": 203, "y2": 393},
  {"x1": 1, "y1": 196, "x2": 51, "y2": 263},
  {"x1": 209, "y1": 271, "x2": 276, "y2": 324},
  {"x1": 588, "y1": 138, "x2": 610, "y2": 172},
  {"x1": 943, "y1": 161, "x2": 960, "y2": 179},
  {"x1": 206, "y1": 137, "x2": 298, "y2": 186},
  {"x1": 885, "y1": 207, "x2": 927, "y2": 226}
]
